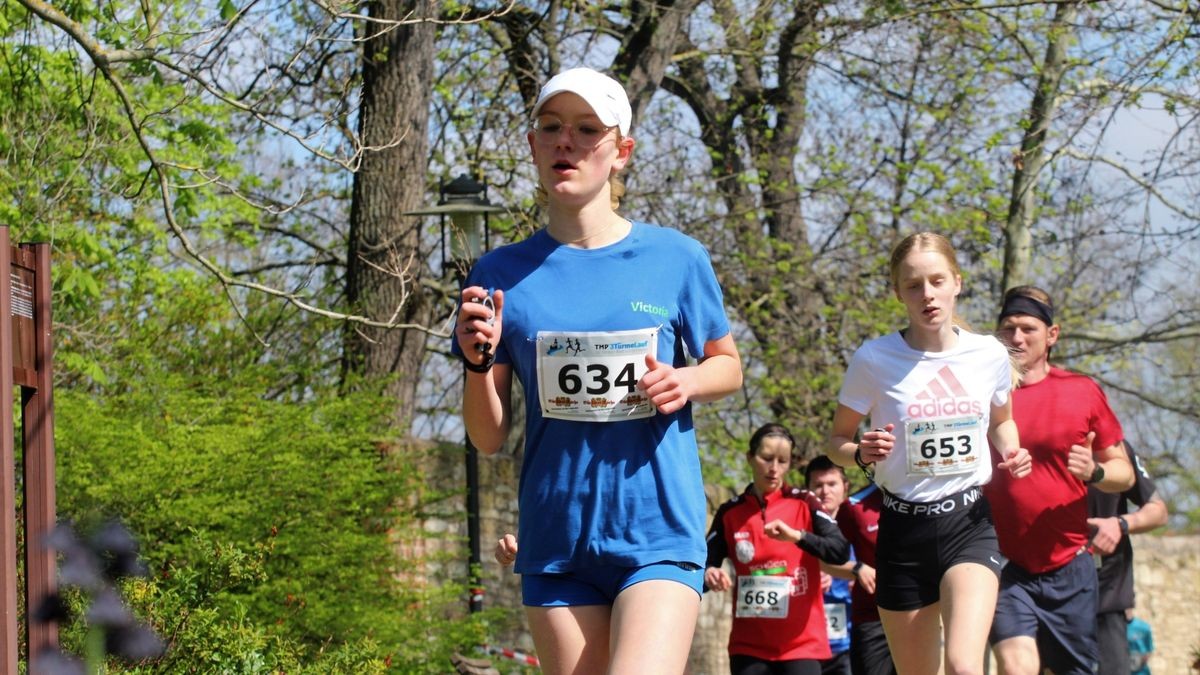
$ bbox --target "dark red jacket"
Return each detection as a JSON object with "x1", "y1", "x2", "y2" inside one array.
[{"x1": 837, "y1": 484, "x2": 883, "y2": 624}]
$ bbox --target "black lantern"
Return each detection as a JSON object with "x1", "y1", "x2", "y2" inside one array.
[
  {"x1": 404, "y1": 174, "x2": 504, "y2": 272},
  {"x1": 404, "y1": 173, "x2": 505, "y2": 615}
]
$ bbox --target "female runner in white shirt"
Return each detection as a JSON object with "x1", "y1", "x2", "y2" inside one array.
[{"x1": 826, "y1": 232, "x2": 1031, "y2": 675}]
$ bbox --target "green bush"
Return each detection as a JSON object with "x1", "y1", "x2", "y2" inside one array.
[{"x1": 51, "y1": 380, "x2": 492, "y2": 672}]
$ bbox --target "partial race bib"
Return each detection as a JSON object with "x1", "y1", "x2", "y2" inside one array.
[
  {"x1": 824, "y1": 602, "x2": 848, "y2": 640},
  {"x1": 904, "y1": 415, "x2": 985, "y2": 476},
  {"x1": 536, "y1": 329, "x2": 658, "y2": 422},
  {"x1": 735, "y1": 575, "x2": 791, "y2": 619}
]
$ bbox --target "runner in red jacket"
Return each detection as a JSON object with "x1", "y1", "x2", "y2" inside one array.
[{"x1": 706, "y1": 423, "x2": 850, "y2": 675}]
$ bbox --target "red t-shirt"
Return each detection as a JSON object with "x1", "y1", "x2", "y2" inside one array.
[
  {"x1": 837, "y1": 485, "x2": 882, "y2": 624},
  {"x1": 985, "y1": 367, "x2": 1123, "y2": 573},
  {"x1": 707, "y1": 486, "x2": 830, "y2": 661}
]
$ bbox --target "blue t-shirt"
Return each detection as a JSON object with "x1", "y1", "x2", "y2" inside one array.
[
  {"x1": 823, "y1": 557, "x2": 853, "y2": 655},
  {"x1": 453, "y1": 222, "x2": 731, "y2": 574},
  {"x1": 1127, "y1": 616, "x2": 1153, "y2": 675}
]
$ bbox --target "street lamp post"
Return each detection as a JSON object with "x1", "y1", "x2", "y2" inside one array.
[{"x1": 404, "y1": 173, "x2": 504, "y2": 614}]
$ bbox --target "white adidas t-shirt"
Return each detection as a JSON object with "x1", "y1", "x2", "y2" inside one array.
[{"x1": 838, "y1": 328, "x2": 1012, "y2": 502}]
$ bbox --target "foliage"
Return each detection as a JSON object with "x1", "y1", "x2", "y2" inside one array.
[
  {"x1": 52, "y1": 380, "x2": 492, "y2": 672},
  {"x1": 7, "y1": 0, "x2": 1197, "y2": 512},
  {"x1": 6, "y1": 1, "x2": 498, "y2": 665}
]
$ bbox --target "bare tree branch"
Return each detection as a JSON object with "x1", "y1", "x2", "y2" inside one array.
[
  {"x1": 14, "y1": 0, "x2": 460, "y2": 337},
  {"x1": 17, "y1": 0, "x2": 156, "y2": 65},
  {"x1": 1084, "y1": 370, "x2": 1199, "y2": 420},
  {"x1": 1058, "y1": 147, "x2": 1200, "y2": 226},
  {"x1": 311, "y1": 0, "x2": 517, "y2": 41}
]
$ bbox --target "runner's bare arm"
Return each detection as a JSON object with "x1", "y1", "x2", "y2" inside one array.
[
  {"x1": 822, "y1": 560, "x2": 856, "y2": 580},
  {"x1": 459, "y1": 288, "x2": 512, "y2": 454},
  {"x1": 828, "y1": 405, "x2": 864, "y2": 468},
  {"x1": 828, "y1": 406, "x2": 894, "y2": 469},
  {"x1": 989, "y1": 399, "x2": 1030, "y2": 478},
  {"x1": 1091, "y1": 440, "x2": 1136, "y2": 493},
  {"x1": 463, "y1": 363, "x2": 512, "y2": 455},
  {"x1": 1122, "y1": 492, "x2": 1168, "y2": 533},
  {"x1": 690, "y1": 334, "x2": 743, "y2": 402},
  {"x1": 1088, "y1": 491, "x2": 1167, "y2": 555},
  {"x1": 821, "y1": 560, "x2": 877, "y2": 594}
]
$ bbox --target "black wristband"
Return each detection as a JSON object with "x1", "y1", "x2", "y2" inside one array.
[
  {"x1": 1086, "y1": 463, "x2": 1105, "y2": 484},
  {"x1": 851, "y1": 561, "x2": 864, "y2": 577},
  {"x1": 462, "y1": 350, "x2": 495, "y2": 374},
  {"x1": 854, "y1": 446, "x2": 875, "y2": 481},
  {"x1": 1118, "y1": 516, "x2": 1130, "y2": 537}
]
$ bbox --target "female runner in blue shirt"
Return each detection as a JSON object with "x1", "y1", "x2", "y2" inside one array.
[{"x1": 454, "y1": 67, "x2": 742, "y2": 674}]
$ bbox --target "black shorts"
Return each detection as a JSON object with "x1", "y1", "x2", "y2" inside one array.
[
  {"x1": 730, "y1": 655, "x2": 821, "y2": 675},
  {"x1": 990, "y1": 552, "x2": 1099, "y2": 675},
  {"x1": 819, "y1": 651, "x2": 850, "y2": 675},
  {"x1": 850, "y1": 620, "x2": 896, "y2": 675},
  {"x1": 1095, "y1": 610, "x2": 1129, "y2": 675},
  {"x1": 874, "y1": 486, "x2": 1002, "y2": 612}
]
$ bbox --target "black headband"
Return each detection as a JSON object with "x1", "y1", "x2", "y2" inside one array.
[{"x1": 998, "y1": 295, "x2": 1054, "y2": 326}]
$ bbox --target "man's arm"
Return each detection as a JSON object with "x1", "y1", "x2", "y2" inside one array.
[
  {"x1": 821, "y1": 560, "x2": 877, "y2": 594},
  {"x1": 1069, "y1": 436, "x2": 1134, "y2": 493},
  {"x1": 822, "y1": 560, "x2": 855, "y2": 580},
  {"x1": 1089, "y1": 492, "x2": 1168, "y2": 555},
  {"x1": 1093, "y1": 441, "x2": 1136, "y2": 492},
  {"x1": 1125, "y1": 495, "x2": 1169, "y2": 533}
]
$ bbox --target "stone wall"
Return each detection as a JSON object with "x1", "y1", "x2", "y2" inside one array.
[
  {"x1": 688, "y1": 484, "x2": 735, "y2": 674},
  {"x1": 1130, "y1": 534, "x2": 1199, "y2": 675},
  {"x1": 690, "y1": 582, "x2": 733, "y2": 674},
  {"x1": 475, "y1": 443, "x2": 531, "y2": 651},
  {"x1": 422, "y1": 440, "x2": 533, "y2": 653}
]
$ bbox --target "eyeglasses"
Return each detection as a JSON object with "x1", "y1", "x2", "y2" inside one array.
[{"x1": 531, "y1": 116, "x2": 617, "y2": 146}]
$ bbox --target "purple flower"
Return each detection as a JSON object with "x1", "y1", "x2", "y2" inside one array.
[
  {"x1": 32, "y1": 592, "x2": 72, "y2": 624},
  {"x1": 30, "y1": 648, "x2": 86, "y2": 675},
  {"x1": 106, "y1": 624, "x2": 167, "y2": 661},
  {"x1": 85, "y1": 588, "x2": 135, "y2": 629},
  {"x1": 36, "y1": 519, "x2": 167, "y2": 663}
]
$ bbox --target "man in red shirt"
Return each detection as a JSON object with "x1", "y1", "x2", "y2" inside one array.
[{"x1": 985, "y1": 286, "x2": 1134, "y2": 675}]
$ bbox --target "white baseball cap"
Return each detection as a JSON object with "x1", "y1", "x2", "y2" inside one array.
[{"x1": 530, "y1": 67, "x2": 632, "y2": 136}]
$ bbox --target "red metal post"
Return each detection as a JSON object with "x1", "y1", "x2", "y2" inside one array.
[{"x1": 22, "y1": 242, "x2": 57, "y2": 656}]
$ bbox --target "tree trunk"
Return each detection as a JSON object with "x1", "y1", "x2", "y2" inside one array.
[
  {"x1": 615, "y1": 0, "x2": 701, "y2": 126},
  {"x1": 343, "y1": 0, "x2": 437, "y2": 430},
  {"x1": 1002, "y1": 1, "x2": 1078, "y2": 292}
]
